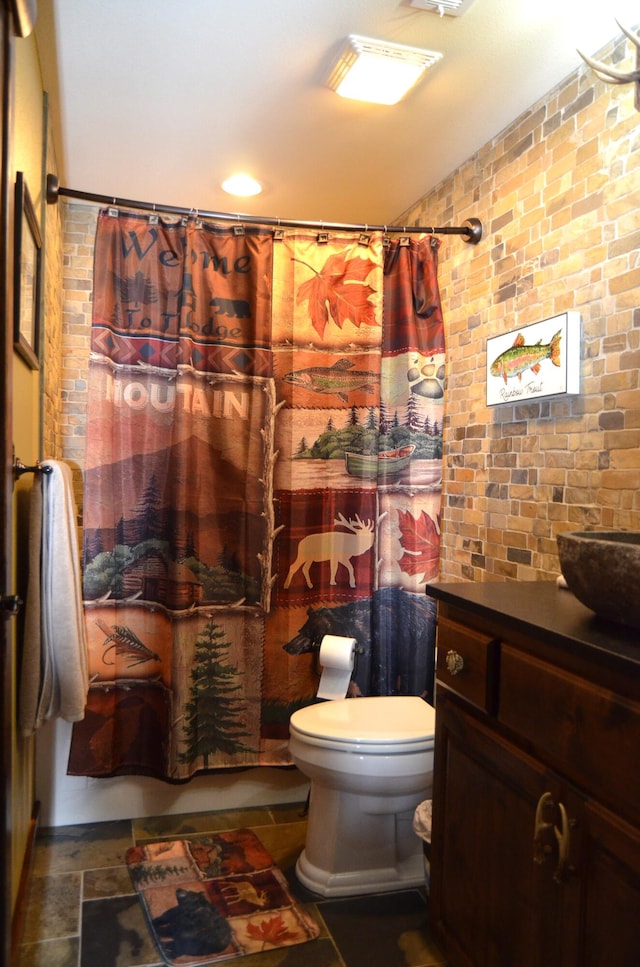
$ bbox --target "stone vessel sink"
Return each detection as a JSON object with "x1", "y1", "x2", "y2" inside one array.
[{"x1": 556, "y1": 531, "x2": 640, "y2": 630}]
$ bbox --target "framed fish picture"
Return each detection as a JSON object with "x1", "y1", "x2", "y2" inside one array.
[{"x1": 486, "y1": 312, "x2": 581, "y2": 406}]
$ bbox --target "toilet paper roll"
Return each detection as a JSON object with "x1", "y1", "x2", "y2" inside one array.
[{"x1": 317, "y1": 634, "x2": 357, "y2": 701}]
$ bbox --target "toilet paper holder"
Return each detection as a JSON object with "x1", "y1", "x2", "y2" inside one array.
[{"x1": 311, "y1": 636, "x2": 365, "y2": 676}]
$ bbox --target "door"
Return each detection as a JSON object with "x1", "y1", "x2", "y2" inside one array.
[
  {"x1": 0, "y1": 4, "x2": 13, "y2": 962},
  {"x1": 1, "y1": 2, "x2": 36, "y2": 963}
]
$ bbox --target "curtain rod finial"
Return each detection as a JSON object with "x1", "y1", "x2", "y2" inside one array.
[
  {"x1": 463, "y1": 217, "x2": 483, "y2": 245},
  {"x1": 46, "y1": 173, "x2": 60, "y2": 205}
]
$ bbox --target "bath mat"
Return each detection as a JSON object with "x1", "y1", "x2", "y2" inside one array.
[{"x1": 126, "y1": 828, "x2": 320, "y2": 966}]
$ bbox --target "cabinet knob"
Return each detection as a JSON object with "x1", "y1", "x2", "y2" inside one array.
[{"x1": 445, "y1": 649, "x2": 464, "y2": 676}]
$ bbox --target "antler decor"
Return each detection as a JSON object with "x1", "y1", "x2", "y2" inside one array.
[{"x1": 577, "y1": 21, "x2": 640, "y2": 110}]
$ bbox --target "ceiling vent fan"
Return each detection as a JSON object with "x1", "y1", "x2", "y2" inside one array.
[{"x1": 408, "y1": 0, "x2": 477, "y2": 16}]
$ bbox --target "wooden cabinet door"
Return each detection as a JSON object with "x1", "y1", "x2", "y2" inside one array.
[
  {"x1": 430, "y1": 692, "x2": 581, "y2": 967},
  {"x1": 573, "y1": 793, "x2": 640, "y2": 967}
]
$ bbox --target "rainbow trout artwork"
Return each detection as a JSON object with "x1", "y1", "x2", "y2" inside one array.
[
  {"x1": 282, "y1": 359, "x2": 378, "y2": 402},
  {"x1": 490, "y1": 329, "x2": 562, "y2": 384}
]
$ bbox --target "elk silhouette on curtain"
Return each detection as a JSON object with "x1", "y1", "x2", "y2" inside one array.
[{"x1": 68, "y1": 210, "x2": 444, "y2": 781}]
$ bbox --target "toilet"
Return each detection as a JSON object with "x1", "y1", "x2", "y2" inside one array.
[{"x1": 289, "y1": 695, "x2": 436, "y2": 897}]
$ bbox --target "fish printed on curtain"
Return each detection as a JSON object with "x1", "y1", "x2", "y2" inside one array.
[{"x1": 68, "y1": 211, "x2": 443, "y2": 781}]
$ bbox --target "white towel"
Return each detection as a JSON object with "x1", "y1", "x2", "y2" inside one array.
[
  {"x1": 19, "y1": 474, "x2": 43, "y2": 736},
  {"x1": 20, "y1": 460, "x2": 88, "y2": 734}
]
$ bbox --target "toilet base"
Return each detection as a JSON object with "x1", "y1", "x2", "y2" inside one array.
[
  {"x1": 295, "y1": 846, "x2": 425, "y2": 898},
  {"x1": 288, "y1": 696, "x2": 435, "y2": 899},
  {"x1": 292, "y1": 768, "x2": 431, "y2": 898}
]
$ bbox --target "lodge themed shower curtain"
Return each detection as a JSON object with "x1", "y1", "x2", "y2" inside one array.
[{"x1": 68, "y1": 209, "x2": 445, "y2": 780}]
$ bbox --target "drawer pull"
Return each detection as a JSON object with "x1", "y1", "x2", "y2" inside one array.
[{"x1": 445, "y1": 650, "x2": 465, "y2": 676}]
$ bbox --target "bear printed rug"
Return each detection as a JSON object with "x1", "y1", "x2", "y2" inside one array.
[{"x1": 126, "y1": 828, "x2": 320, "y2": 965}]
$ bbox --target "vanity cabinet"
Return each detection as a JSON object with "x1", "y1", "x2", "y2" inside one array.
[{"x1": 426, "y1": 582, "x2": 640, "y2": 967}]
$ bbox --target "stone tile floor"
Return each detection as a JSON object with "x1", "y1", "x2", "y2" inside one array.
[{"x1": 14, "y1": 802, "x2": 446, "y2": 967}]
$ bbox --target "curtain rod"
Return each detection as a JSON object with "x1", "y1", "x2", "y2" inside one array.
[{"x1": 45, "y1": 174, "x2": 483, "y2": 245}]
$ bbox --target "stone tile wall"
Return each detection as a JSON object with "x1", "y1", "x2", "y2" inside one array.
[
  {"x1": 58, "y1": 202, "x2": 97, "y2": 512},
  {"x1": 396, "y1": 34, "x2": 640, "y2": 582},
  {"x1": 42, "y1": 123, "x2": 63, "y2": 460}
]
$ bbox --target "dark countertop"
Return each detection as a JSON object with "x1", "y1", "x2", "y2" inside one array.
[{"x1": 425, "y1": 580, "x2": 640, "y2": 673}]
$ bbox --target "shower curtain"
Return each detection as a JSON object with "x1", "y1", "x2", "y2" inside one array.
[{"x1": 67, "y1": 209, "x2": 445, "y2": 781}]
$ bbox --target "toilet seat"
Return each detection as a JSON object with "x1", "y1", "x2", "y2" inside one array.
[{"x1": 289, "y1": 696, "x2": 435, "y2": 755}]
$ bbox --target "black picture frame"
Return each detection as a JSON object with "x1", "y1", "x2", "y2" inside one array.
[{"x1": 14, "y1": 172, "x2": 42, "y2": 370}]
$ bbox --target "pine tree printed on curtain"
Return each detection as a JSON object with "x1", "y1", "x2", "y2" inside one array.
[
  {"x1": 180, "y1": 621, "x2": 255, "y2": 767},
  {"x1": 68, "y1": 212, "x2": 443, "y2": 780}
]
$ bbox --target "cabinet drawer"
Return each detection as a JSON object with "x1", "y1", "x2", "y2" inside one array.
[
  {"x1": 499, "y1": 645, "x2": 640, "y2": 828},
  {"x1": 436, "y1": 617, "x2": 498, "y2": 713}
]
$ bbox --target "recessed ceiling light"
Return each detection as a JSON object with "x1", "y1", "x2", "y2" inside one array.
[
  {"x1": 221, "y1": 173, "x2": 263, "y2": 197},
  {"x1": 327, "y1": 35, "x2": 442, "y2": 105}
]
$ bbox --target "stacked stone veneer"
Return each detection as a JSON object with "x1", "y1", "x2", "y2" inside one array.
[
  {"x1": 396, "y1": 34, "x2": 640, "y2": 582},
  {"x1": 58, "y1": 201, "x2": 97, "y2": 513},
  {"x1": 41, "y1": 121, "x2": 64, "y2": 461},
  {"x1": 57, "y1": 34, "x2": 640, "y2": 582}
]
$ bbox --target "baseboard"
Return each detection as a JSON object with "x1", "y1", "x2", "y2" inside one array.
[{"x1": 11, "y1": 800, "x2": 40, "y2": 957}]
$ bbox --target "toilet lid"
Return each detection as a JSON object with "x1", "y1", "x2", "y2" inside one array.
[{"x1": 290, "y1": 695, "x2": 435, "y2": 747}]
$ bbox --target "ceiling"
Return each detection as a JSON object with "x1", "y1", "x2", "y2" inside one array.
[{"x1": 34, "y1": 0, "x2": 638, "y2": 226}]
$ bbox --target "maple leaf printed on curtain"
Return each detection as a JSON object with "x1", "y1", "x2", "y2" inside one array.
[{"x1": 68, "y1": 213, "x2": 444, "y2": 781}]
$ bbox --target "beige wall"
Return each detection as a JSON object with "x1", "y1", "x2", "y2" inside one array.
[{"x1": 397, "y1": 33, "x2": 640, "y2": 583}]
